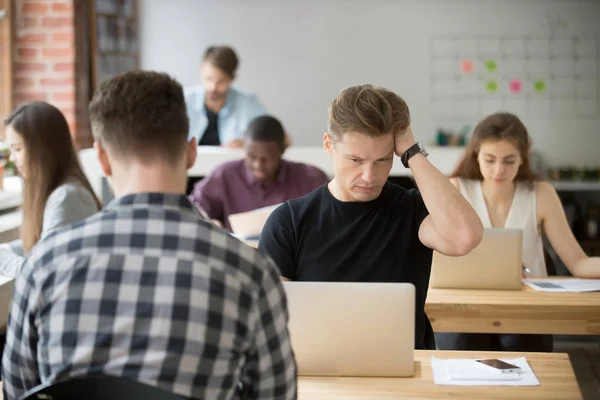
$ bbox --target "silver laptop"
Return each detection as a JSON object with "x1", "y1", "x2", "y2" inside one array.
[
  {"x1": 282, "y1": 281, "x2": 415, "y2": 377},
  {"x1": 430, "y1": 228, "x2": 523, "y2": 290}
]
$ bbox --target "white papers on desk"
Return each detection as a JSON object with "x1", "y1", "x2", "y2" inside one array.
[
  {"x1": 228, "y1": 204, "x2": 281, "y2": 239},
  {"x1": 523, "y1": 278, "x2": 600, "y2": 292},
  {"x1": 431, "y1": 357, "x2": 539, "y2": 386}
]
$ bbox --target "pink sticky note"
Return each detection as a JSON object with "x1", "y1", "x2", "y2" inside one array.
[
  {"x1": 461, "y1": 59, "x2": 474, "y2": 74},
  {"x1": 509, "y1": 79, "x2": 522, "y2": 94}
]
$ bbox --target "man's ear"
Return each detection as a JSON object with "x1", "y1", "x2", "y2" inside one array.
[
  {"x1": 283, "y1": 133, "x2": 292, "y2": 152},
  {"x1": 94, "y1": 141, "x2": 112, "y2": 177},
  {"x1": 323, "y1": 133, "x2": 334, "y2": 155},
  {"x1": 186, "y1": 138, "x2": 197, "y2": 169}
]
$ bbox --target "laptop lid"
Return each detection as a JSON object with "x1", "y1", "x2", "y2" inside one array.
[
  {"x1": 228, "y1": 203, "x2": 280, "y2": 238},
  {"x1": 282, "y1": 281, "x2": 415, "y2": 377},
  {"x1": 430, "y1": 228, "x2": 523, "y2": 290}
]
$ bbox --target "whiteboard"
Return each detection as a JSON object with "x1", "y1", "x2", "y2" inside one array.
[
  {"x1": 430, "y1": 35, "x2": 598, "y2": 118},
  {"x1": 139, "y1": 0, "x2": 600, "y2": 165}
]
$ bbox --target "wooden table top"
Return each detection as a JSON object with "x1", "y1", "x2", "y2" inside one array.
[
  {"x1": 426, "y1": 283, "x2": 600, "y2": 335},
  {"x1": 0, "y1": 350, "x2": 580, "y2": 400},
  {"x1": 298, "y1": 350, "x2": 581, "y2": 399}
]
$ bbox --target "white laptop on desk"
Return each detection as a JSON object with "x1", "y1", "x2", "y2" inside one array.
[
  {"x1": 430, "y1": 228, "x2": 523, "y2": 290},
  {"x1": 282, "y1": 281, "x2": 415, "y2": 377},
  {"x1": 0, "y1": 275, "x2": 15, "y2": 327}
]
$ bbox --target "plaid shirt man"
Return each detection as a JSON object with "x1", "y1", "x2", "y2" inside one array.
[{"x1": 1, "y1": 193, "x2": 297, "y2": 400}]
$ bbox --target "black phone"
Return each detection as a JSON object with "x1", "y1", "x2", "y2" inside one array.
[{"x1": 476, "y1": 359, "x2": 522, "y2": 373}]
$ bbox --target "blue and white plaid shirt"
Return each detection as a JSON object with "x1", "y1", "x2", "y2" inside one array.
[{"x1": 1, "y1": 193, "x2": 297, "y2": 400}]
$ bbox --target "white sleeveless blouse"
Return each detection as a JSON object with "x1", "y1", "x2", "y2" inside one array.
[{"x1": 457, "y1": 178, "x2": 547, "y2": 277}]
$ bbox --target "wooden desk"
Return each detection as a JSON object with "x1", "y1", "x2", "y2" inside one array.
[
  {"x1": 299, "y1": 350, "x2": 581, "y2": 400},
  {"x1": 426, "y1": 284, "x2": 600, "y2": 335},
  {"x1": 0, "y1": 350, "x2": 580, "y2": 400}
]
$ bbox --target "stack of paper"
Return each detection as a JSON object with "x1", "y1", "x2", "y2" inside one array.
[
  {"x1": 431, "y1": 357, "x2": 540, "y2": 386},
  {"x1": 523, "y1": 278, "x2": 600, "y2": 292}
]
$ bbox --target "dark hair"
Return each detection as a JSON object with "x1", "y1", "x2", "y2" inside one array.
[
  {"x1": 450, "y1": 112, "x2": 540, "y2": 183},
  {"x1": 88, "y1": 70, "x2": 189, "y2": 165},
  {"x1": 4, "y1": 102, "x2": 101, "y2": 252},
  {"x1": 244, "y1": 115, "x2": 285, "y2": 148},
  {"x1": 328, "y1": 84, "x2": 410, "y2": 142},
  {"x1": 203, "y1": 46, "x2": 239, "y2": 79}
]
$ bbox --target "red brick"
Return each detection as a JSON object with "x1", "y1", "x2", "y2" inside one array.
[
  {"x1": 18, "y1": 33, "x2": 47, "y2": 44},
  {"x1": 42, "y1": 47, "x2": 74, "y2": 58},
  {"x1": 56, "y1": 107, "x2": 75, "y2": 116},
  {"x1": 52, "y1": 92, "x2": 76, "y2": 102},
  {"x1": 14, "y1": 92, "x2": 47, "y2": 102},
  {"x1": 51, "y1": 31, "x2": 73, "y2": 43},
  {"x1": 16, "y1": 48, "x2": 38, "y2": 59},
  {"x1": 14, "y1": 77, "x2": 37, "y2": 89},
  {"x1": 22, "y1": 2, "x2": 49, "y2": 14},
  {"x1": 67, "y1": 122, "x2": 77, "y2": 137},
  {"x1": 41, "y1": 17, "x2": 72, "y2": 28},
  {"x1": 40, "y1": 78, "x2": 74, "y2": 87},
  {"x1": 57, "y1": 106, "x2": 75, "y2": 122},
  {"x1": 51, "y1": 2, "x2": 73, "y2": 13},
  {"x1": 15, "y1": 62, "x2": 47, "y2": 74},
  {"x1": 53, "y1": 62, "x2": 74, "y2": 73},
  {"x1": 22, "y1": 17, "x2": 40, "y2": 28}
]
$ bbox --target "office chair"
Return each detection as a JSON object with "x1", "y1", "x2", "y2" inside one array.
[{"x1": 18, "y1": 375, "x2": 185, "y2": 400}]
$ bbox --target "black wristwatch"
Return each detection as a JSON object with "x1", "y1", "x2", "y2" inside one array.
[{"x1": 400, "y1": 142, "x2": 429, "y2": 168}]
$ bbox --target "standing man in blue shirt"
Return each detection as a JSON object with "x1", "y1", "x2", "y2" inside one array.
[{"x1": 185, "y1": 46, "x2": 269, "y2": 148}]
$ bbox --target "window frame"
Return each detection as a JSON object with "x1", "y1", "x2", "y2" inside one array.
[{"x1": 0, "y1": 0, "x2": 13, "y2": 134}]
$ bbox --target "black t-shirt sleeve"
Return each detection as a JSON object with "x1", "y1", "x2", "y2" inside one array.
[{"x1": 258, "y1": 203, "x2": 297, "y2": 280}]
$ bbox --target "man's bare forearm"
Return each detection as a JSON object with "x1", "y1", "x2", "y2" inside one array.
[{"x1": 409, "y1": 153, "x2": 483, "y2": 250}]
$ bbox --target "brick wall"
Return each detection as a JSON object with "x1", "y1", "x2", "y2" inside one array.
[{"x1": 13, "y1": 0, "x2": 91, "y2": 149}]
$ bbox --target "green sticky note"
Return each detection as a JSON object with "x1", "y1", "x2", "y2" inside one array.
[
  {"x1": 486, "y1": 81, "x2": 498, "y2": 93},
  {"x1": 485, "y1": 60, "x2": 497, "y2": 73},
  {"x1": 533, "y1": 80, "x2": 546, "y2": 93}
]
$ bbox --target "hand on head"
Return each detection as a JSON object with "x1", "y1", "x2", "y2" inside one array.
[{"x1": 394, "y1": 126, "x2": 417, "y2": 157}]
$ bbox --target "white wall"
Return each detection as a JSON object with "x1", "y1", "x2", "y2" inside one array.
[{"x1": 139, "y1": 0, "x2": 600, "y2": 167}]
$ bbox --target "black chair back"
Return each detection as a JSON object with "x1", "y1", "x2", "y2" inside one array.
[{"x1": 18, "y1": 375, "x2": 185, "y2": 400}]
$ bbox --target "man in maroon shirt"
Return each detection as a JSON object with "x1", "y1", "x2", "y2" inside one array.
[{"x1": 189, "y1": 115, "x2": 329, "y2": 231}]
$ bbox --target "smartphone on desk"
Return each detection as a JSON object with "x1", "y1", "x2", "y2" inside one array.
[{"x1": 476, "y1": 359, "x2": 522, "y2": 373}]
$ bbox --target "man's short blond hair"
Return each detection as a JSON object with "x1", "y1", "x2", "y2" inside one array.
[{"x1": 327, "y1": 84, "x2": 410, "y2": 142}]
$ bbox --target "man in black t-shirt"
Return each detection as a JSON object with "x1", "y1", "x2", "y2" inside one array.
[{"x1": 259, "y1": 84, "x2": 483, "y2": 350}]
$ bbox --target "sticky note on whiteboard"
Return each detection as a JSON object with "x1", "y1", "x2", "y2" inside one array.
[
  {"x1": 461, "y1": 59, "x2": 474, "y2": 74},
  {"x1": 533, "y1": 80, "x2": 546, "y2": 93},
  {"x1": 485, "y1": 60, "x2": 498, "y2": 73},
  {"x1": 486, "y1": 81, "x2": 498, "y2": 93},
  {"x1": 509, "y1": 79, "x2": 522, "y2": 94}
]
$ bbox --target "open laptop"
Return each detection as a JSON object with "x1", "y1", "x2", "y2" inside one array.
[
  {"x1": 430, "y1": 228, "x2": 523, "y2": 290},
  {"x1": 282, "y1": 281, "x2": 415, "y2": 377},
  {"x1": 227, "y1": 203, "x2": 280, "y2": 239}
]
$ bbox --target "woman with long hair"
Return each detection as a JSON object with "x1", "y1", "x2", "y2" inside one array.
[
  {"x1": 0, "y1": 102, "x2": 101, "y2": 276},
  {"x1": 435, "y1": 111, "x2": 600, "y2": 353}
]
